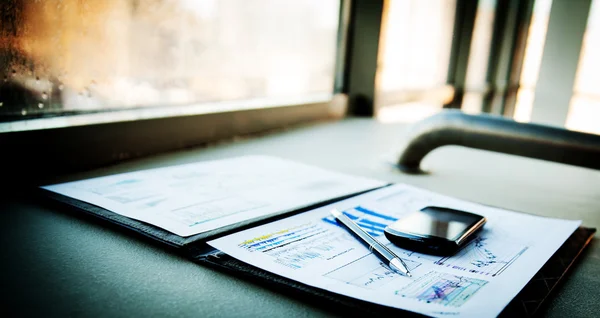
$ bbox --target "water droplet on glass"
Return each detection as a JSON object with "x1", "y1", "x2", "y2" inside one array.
[
  {"x1": 58, "y1": 84, "x2": 64, "y2": 90},
  {"x1": 21, "y1": 109, "x2": 27, "y2": 115},
  {"x1": 38, "y1": 103, "x2": 44, "y2": 109},
  {"x1": 42, "y1": 92, "x2": 48, "y2": 100}
]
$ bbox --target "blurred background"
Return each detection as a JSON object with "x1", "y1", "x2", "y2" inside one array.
[
  {"x1": 0, "y1": 0, "x2": 598, "y2": 134},
  {"x1": 0, "y1": 0, "x2": 339, "y2": 114}
]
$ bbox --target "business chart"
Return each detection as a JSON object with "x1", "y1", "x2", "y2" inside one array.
[
  {"x1": 238, "y1": 222, "x2": 357, "y2": 269},
  {"x1": 241, "y1": 203, "x2": 443, "y2": 271},
  {"x1": 238, "y1": 204, "x2": 410, "y2": 271},
  {"x1": 395, "y1": 271, "x2": 488, "y2": 307},
  {"x1": 434, "y1": 235, "x2": 529, "y2": 276},
  {"x1": 324, "y1": 254, "x2": 421, "y2": 289},
  {"x1": 321, "y1": 205, "x2": 398, "y2": 237}
]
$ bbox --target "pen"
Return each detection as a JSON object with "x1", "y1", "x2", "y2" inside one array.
[{"x1": 331, "y1": 209, "x2": 411, "y2": 277}]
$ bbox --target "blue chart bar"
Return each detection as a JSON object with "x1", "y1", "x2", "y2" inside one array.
[
  {"x1": 323, "y1": 206, "x2": 399, "y2": 237},
  {"x1": 358, "y1": 217, "x2": 388, "y2": 229},
  {"x1": 354, "y1": 206, "x2": 398, "y2": 221}
]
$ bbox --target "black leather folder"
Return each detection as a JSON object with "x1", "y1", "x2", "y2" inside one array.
[{"x1": 40, "y1": 187, "x2": 596, "y2": 317}]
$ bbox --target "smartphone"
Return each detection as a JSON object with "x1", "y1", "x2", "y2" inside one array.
[{"x1": 384, "y1": 206, "x2": 486, "y2": 256}]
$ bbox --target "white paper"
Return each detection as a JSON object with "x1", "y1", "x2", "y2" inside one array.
[
  {"x1": 41, "y1": 155, "x2": 386, "y2": 237},
  {"x1": 208, "y1": 184, "x2": 581, "y2": 317}
]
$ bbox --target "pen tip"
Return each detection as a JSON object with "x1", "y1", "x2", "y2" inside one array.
[{"x1": 390, "y1": 258, "x2": 411, "y2": 277}]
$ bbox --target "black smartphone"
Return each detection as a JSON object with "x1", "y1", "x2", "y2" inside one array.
[{"x1": 384, "y1": 206, "x2": 486, "y2": 256}]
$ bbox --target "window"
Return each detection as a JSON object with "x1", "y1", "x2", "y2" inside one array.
[
  {"x1": 376, "y1": 0, "x2": 508, "y2": 122},
  {"x1": 376, "y1": 0, "x2": 456, "y2": 123},
  {"x1": 0, "y1": 0, "x2": 340, "y2": 128},
  {"x1": 512, "y1": 0, "x2": 600, "y2": 136}
]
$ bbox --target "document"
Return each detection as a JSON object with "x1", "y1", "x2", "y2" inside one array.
[
  {"x1": 41, "y1": 156, "x2": 385, "y2": 237},
  {"x1": 208, "y1": 184, "x2": 581, "y2": 317}
]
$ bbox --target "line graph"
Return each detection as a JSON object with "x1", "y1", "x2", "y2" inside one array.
[
  {"x1": 396, "y1": 271, "x2": 488, "y2": 307},
  {"x1": 324, "y1": 255, "x2": 421, "y2": 289},
  {"x1": 435, "y1": 236, "x2": 528, "y2": 276}
]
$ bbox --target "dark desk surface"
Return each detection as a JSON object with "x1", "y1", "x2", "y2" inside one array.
[{"x1": 2, "y1": 118, "x2": 599, "y2": 317}]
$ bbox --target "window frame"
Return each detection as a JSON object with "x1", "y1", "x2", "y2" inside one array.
[
  {"x1": 477, "y1": 0, "x2": 534, "y2": 115},
  {"x1": 444, "y1": 0, "x2": 479, "y2": 109},
  {"x1": 2, "y1": 95, "x2": 348, "y2": 184}
]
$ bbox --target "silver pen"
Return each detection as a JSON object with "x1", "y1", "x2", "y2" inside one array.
[{"x1": 331, "y1": 209, "x2": 412, "y2": 277}]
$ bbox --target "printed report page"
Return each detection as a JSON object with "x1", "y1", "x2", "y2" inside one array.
[
  {"x1": 42, "y1": 155, "x2": 386, "y2": 237},
  {"x1": 209, "y1": 184, "x2": 580, "y2": 317}
]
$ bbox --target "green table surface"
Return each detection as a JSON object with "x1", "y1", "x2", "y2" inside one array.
[{"x1": 2, "y1": 118, "x2": 599, "y2": 317}]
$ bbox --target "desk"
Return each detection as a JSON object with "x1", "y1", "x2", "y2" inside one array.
[{"x1": 1, "y1": 118, "x2": 599, "y2": 317}]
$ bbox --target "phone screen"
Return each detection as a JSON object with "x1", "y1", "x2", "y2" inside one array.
[{"x1": 386, "y1": 207, "x2": 484, "y2": 241}]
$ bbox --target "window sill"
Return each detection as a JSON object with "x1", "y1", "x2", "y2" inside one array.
[{"x1": 0, "y1": 94, "x2": 347, "y2": 185}]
